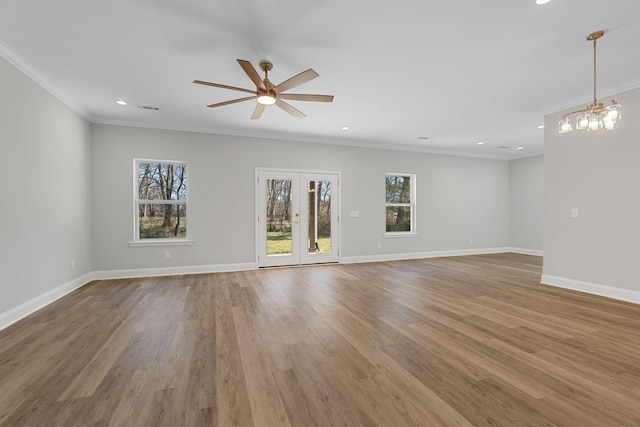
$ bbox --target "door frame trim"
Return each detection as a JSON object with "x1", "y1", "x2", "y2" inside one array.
[{"x1": 255, "y1": 167, "x2": 342, "y2": 267}]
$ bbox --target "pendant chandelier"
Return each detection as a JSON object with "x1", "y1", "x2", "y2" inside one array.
[{"x1": 558, "y1": 31, "x2": 622, "y2": 134}]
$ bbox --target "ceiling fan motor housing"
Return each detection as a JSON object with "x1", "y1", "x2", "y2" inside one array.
[{"x1": 259, "y1": 60, "x2": 273, "y2": 73}]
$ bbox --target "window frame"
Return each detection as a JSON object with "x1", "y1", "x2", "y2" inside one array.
[
  {"x1": 130, "y1": 158, "x2": 192, "y2": 246},
  {"x1": 384, "y1": 172, "x2": 417, "y2": 236}
]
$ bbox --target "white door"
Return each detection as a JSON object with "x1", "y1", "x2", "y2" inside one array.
[{"x1": 257, "y1": 170, "x2": 339, "y2": 267}]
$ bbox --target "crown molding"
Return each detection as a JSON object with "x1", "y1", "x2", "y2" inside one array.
[{"x1": 0, "y1": 40, "x2": 89, "y2": 119}]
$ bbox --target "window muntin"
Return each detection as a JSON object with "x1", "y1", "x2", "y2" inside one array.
[
  {"x1": 135, "y1": 160, "x2": 188, "y2": 240},
  {"x1": 385, "y1": 173, "x2": 415, "y2": 233}
]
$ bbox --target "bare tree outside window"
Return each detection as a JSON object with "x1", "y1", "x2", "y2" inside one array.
[
  {"x1": 136, "y1": 161, "x2": 188, "y2": 239},
  {"x1": 385, "y1": 174, "x2": 415, "y2": 233}
]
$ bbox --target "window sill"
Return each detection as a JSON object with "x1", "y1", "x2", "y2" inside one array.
[
  {"x1": 128, "y1": 239, "x2": 194, "y2": 248},
  {"x1": 384, "y1": 232, "x2": 420, "y2": 238}
]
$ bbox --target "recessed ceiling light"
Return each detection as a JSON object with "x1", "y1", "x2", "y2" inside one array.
[
  {"x1": 341, "y1": 126, "x2": 350, "y2": 131},
  {"x1": 517, "y1": 146, "x2": 525, "y2": 150},
  {"x1": 536, "y1": 0, "x2": 551, "y2": 5},
  {"x1": 115, "y1": 100, "x2": 128, "y2": 106},
  {"x1": 477, "y1": 141, "x2": 485, "y2": 145},
  {"x1": 537, "y1": 125, "x2": 545, "y2": 129}
]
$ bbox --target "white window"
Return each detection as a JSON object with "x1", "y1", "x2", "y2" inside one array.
[
  {"x1": 134, "y1": 160, "x2": 188, "y2": 241},
  {"x1": 385, "y1": 173, "x2": 415, "y2": 234}
]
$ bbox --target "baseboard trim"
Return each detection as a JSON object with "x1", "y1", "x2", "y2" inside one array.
[
  {"x1": 0, "y1": 273, "x2": 93, "y2": 330},
  {"x1": 340, "y1": 247, "x2": 513, "y2": 264},
  {"x1": 92, "y1": 262, "x2": 258, "y2": 280},
  {"x1": 509, "y1": 247, "x2": 544, "y2": 256},
  {"x1": 541, "y1": 274, "x2": 640, "y2": 305}
]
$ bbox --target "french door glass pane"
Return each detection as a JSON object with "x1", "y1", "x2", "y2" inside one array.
[
  {"x1": 307, "y1": 180, "x2": 331, "y2": 255},
  {"x1": 266, "y1": 179, "x2": 293, "y2": 255}
]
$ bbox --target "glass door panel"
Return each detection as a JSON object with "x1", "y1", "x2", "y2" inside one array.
[
  {"x1": 300, "y1": 174, "x2": 338, "y2": 265},
  {"x1": 306, "y1": 180, "x2": 331, "y2": 255},
  {"x1": 258, "y1": 172, "x2": 299, "y2": 267},
  {"x1": 266, "y1": 179, "x2": 293, "y2": 256}
]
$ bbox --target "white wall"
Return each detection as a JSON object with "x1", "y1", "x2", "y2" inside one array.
[
  {"x1": 543, "y1": 87, "x2": 640, "y2": 301},
  {"x1": 509, "y1": 155, "x2": 544, "y2": 253},
  {"x1": 0, "y1": 54, "x2": 92, "y2": 322},
  {"x1": 91, "y1": 124, "x2": 511, "y2": 272}
]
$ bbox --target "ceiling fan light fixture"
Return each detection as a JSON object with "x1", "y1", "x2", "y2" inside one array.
[
  {"x1": 257, "y1": 93, "x2": 276, "y2": 105},
  {"x1": 558, "y1": 30, "x2": 622, "y2": 134}
]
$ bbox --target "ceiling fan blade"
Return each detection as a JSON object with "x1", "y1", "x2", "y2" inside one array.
[
  {"x1": 193, "y1": 80, "x2": 257, "y2": 95},
  {"x1": 275, "y1": 99, "x2": 306, "y2": 119},
  {"x1": 206, "y1": 96, "x2": 255, "y2": 108},
  {"x1": 274, "y1": 69, "x2": 319, "y2": 93},
  {"x1": 237, "y1": 59, "x2": 267, "y2": 92},
  {"x1": 278, "y1": 93, "x2": 334, "y2": 103},
  {"x1": 251, "y1": 103, "x2": 266, "y2": 120}
]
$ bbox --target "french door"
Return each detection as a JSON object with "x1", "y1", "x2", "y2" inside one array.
[{"x1": 257, "y1": 170, "x2": 339, "y2": 267}]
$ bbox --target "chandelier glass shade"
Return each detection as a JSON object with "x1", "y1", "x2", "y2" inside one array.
[{"x1": 558, "y1": 31, "x2": 622, "y2": 134}]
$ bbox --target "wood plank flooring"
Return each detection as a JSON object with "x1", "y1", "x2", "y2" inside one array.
[{"x1": 2, "y1": 253, "x2": 640, "y2": 426}]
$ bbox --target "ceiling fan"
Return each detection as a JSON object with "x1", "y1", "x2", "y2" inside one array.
[{"x1": 194, "y1": 59, "x2": 334, "y2": 119}]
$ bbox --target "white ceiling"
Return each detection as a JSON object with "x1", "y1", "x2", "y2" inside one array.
[{"x1": 1, "y1": 0, "x2": 639, "y2": 159}]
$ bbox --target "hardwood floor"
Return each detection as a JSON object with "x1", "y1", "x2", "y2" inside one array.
[{"x1": 2, "y1": 253, "x2": 640, "y2": 426}]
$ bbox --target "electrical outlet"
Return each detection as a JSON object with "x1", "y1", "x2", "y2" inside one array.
[
  {"x1": 71, "y1": 259, "x2": 76, "y2": 270},
  {"x1": 165, "y1": 251, "x2": 171, "y2": 259},
  {"x1": 469, "y1": 238, "x2": 473, "y2": 244},
  {"x1": 377, "y1": 242, "x2": 382, "y2": 249}
]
